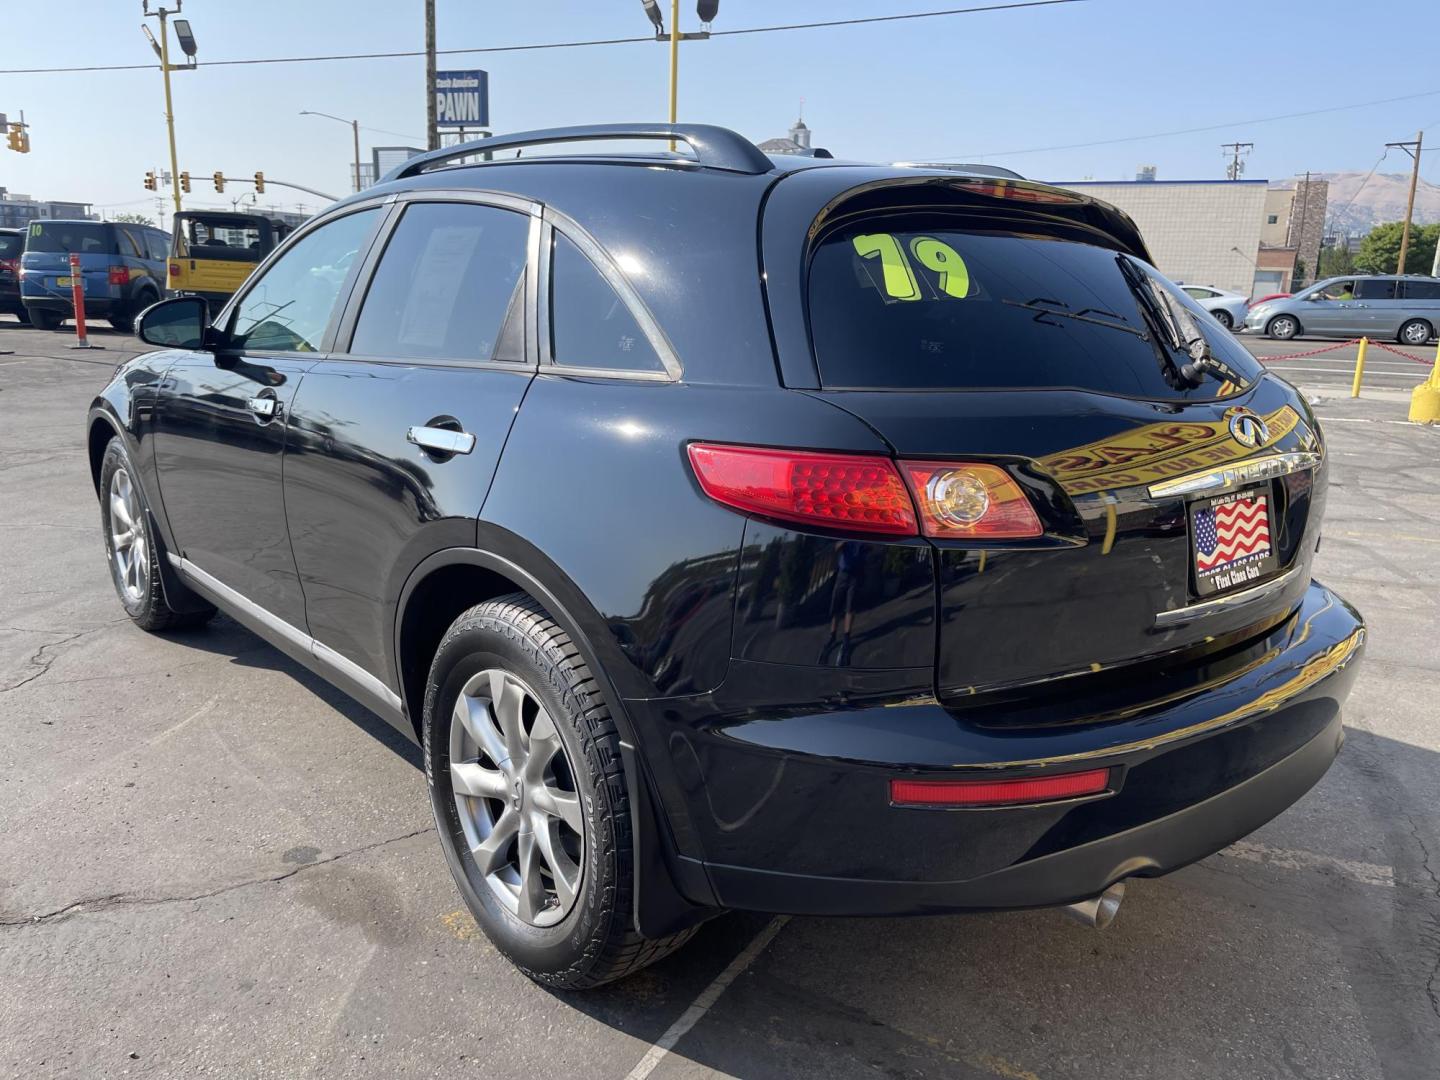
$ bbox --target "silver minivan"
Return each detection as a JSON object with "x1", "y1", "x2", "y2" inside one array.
[{"x1": 1244, "y1": 274, "x2": 1440, "y2": 345}]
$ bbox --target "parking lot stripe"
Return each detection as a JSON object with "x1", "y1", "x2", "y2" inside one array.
[
  {"x1": 1222, "y1": 840, "x2": 1394, "y2": 888},
  {"x1": 623, "y1": 916, "x2": 790, "y2": 1080}
]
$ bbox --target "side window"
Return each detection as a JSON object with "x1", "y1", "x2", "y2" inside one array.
[
  {"x1": 230, "y1": 208, "x2": 379, "y2": 354},
  {"x1": 1402, "y1": 280, "x2": 1440, "y2": 300},
  {"x1": 1356, "y1": 279, "x2": 1397, "y2": 301},
  {"x1": 350, "y1": 201, "x2": 529, "y2": 363},
  {"x1": 117, "y1": 228, "x2": 144, "y2": 258},
  {"x1": 1181, "y1": 287, "x2": 1212, "y2": 300},
  {"x1": 146, "y1": 231, "x2": 169, "y2": 261},
  {"x1": 549, "y1": 233, "x2": 664, "y2": 374}
]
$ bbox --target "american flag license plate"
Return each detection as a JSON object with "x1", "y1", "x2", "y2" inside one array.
[{"x1": 1188, "y1": 486, "x2": 1278, "y2": 598}]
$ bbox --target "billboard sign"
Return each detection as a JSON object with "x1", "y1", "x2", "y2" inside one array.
[{"x1": 435, "y1": 69, "x2": 489, "y2": 128}]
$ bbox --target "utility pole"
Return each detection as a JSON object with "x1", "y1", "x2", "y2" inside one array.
[
  {"x1": 425, "y1": 0, "x2": 438, "y2": 150},
  {"x1": 1386, "y1": 131, "x2": 1423, "y2": 275},
  {"x1": 1222, "y1": 141, "x2": 1253, "y2": 181},
  {"x1": 142, "y1": 2, "x2": 197, "y2": 216},
  {"x1": 1292, "y1": 170, "x2": 1312, "y2": 287}
]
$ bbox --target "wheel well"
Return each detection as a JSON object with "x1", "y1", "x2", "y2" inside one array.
[
  {"x1": 397, "y1": 561, "x2": 526, "y2": 739},
  {"x1": 87, "y1": 417, "x2": 119, "y2": 495}
]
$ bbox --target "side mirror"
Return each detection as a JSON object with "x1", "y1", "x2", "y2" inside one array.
[{"x1": 137, "y1": 295, "x2": 211, "y2": 349}]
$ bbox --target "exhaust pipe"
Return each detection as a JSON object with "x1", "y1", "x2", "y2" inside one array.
[{"x1": 1060, "y1": 882, "x2": 1125, "y2": 929}]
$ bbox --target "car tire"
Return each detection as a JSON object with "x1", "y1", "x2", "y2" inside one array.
[
  {"x1": 29, "y1": 308, "x2": 62, "y2": 332},
  {"x1": 1266, "y1": 315, "x2": 1300, "y2": 341},
  {"x1": 11, "y1": 308, "x2": 30, "y2": 326},
  {"x1": 108, "y1": 313, "x2": 136, "y2": 333},
  {"x1": 1212, "y1": 310, "x2": 1233, "y2": 329},
  {"x1": 423, "y1": 593, "x2": 699, "y2": 989},
  {"x1": 1398, "y1": 319, "x2": 1433, "y2": 347},
  {"x1": 99, "y1": 438, "x2": 216, "y2": 632}
]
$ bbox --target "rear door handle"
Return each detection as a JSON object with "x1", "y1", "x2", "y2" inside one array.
[{"x1": 407, "y1": 425, "x2": 475, "y2": 456}]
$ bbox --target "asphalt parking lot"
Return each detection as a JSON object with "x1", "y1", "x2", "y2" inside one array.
[{"x1": 2, "y1": 317, "x2": 1439, "y2": 1080}]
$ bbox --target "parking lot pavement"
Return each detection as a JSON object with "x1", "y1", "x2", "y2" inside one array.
[
  {"x1": 2, "y1": 315, "x2": 1438, "y2": 1079},
  {"x1": 1244, "y1": 333, "x2": 1436, "y2": 395}
]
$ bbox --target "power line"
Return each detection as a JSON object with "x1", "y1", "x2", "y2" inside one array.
[
  {"x1": 927, "y1": 87, "x2": 1440, "y2": 160},
  {"x1": 1327, "y1": 150, "x2": 1389, "y2": 233},
  {"x1": 0, "y1": 1, "x2": 1084, "y2": 76}
]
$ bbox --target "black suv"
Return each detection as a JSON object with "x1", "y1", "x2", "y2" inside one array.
[
  {"x1": 88, "y1": 124, "x2": 1364, "y2": 989},
  {"x1": 0, "y1": 227, "x2": 24, "y2": 322}
]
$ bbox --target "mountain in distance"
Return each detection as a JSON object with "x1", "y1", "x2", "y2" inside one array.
[{"x1": 1272, "y1": 171, "x2": 1440, "y2": 236}]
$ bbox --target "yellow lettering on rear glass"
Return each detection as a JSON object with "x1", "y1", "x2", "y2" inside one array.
[
  {"x1": 852, "y1": 233, "x2": 921, "y2": 302},
  {"x1": 909, "y1": 237, "x2": 971, "y2": 298}
]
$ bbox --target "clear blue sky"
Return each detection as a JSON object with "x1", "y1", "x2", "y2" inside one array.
[{"x1": 2, "y1": 0, "x2": 1438, "y2": 221}]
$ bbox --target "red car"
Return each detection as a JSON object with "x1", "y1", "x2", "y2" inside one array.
[{"x1": 1250, "y1": 293, "x2": 1291, "y2": 308}]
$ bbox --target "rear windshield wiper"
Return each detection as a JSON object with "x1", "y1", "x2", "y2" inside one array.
[
  {"x1": 1001, "y1": 297, "x2": 1148, "y2": 340},
  {"x1": 1114, "y1": 256, "x2": 1198, "y2": 390}
]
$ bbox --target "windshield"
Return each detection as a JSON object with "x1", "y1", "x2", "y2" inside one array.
[
  {"x1": 176, "y1": 216, "x2": 266, "y2": 262},
  {"x1": 807, "y1": 214, "x2": 1262, "y2": 399},
  {"x1": 25, "y1": 222, "x2": 116, "y2": 256}
]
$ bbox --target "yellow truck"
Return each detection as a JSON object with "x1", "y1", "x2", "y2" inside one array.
[{"x1": 167, "y1": 210, "x2": 294, "y2": 309}]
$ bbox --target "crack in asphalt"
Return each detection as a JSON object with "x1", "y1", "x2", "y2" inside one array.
[
  {"x1": 1404, "y1": 814, "x2": 1440, "y2": 1022},
  {"x1": 0, "y1": 827, "x2": 435, "y2": 930},
  {"x1": 0, "y1": 621, "x2": 127, "y2": 694}
]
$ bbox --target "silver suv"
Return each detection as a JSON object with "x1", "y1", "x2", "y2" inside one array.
[{"x1": 1244, "y1": 274, "x2": 1440, "y2": 345}]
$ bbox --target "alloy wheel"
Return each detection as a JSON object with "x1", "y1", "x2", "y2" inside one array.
[
  {"x1": 450, "y1": 668, "x2": 584, "y2": 927},
  {"x1": 108, "y1": 466, "x2": 148, "y2": 604},
  {"x1": 1403, "y1": 321, "x2": 1430, "y2": 346}
]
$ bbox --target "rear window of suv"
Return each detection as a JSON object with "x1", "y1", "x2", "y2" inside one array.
[
  {"x1": 0, "y1": 232, "x2": 21, "y2": 259},
  {"x1": 25, "y1": 222, "x2": 117, "y2": 255},
  {"x1": 807, "y1": 214, "x2": 1262, "y2": 400}
]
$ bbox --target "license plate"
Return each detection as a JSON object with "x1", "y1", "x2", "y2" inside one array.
[
  {"x1": 55, "y1": 276, "x2": 73, "y2": 287},
  {"x1": 1188, "y1": 486, "x2": 1278, "y2": 598}
]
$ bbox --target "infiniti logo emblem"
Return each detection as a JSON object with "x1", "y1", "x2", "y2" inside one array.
[{"x1": 1229, "y1": 410, "x2": 1270, "y2": 449}]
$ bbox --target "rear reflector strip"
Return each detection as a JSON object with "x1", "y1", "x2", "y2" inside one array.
[{"x1": 890, "y1": 768, "x2": 1110, "y2": 807}]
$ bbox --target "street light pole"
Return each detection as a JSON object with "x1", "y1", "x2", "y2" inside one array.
[
  {"x1": 425, "y1": 0, "x2": 438, "y2": 150},
  {"x1": 300, "y1": 110, "x2": 364, "y2": 192},
  {"x1": 156, "y1": 8, "x2": 182, "y2": 215},
  {"x1": 668, "y1": 0, "x2": 680, "y2": 127}
]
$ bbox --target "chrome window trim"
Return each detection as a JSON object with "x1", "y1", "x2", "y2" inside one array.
[
  {"x1": 170, "y1": 555, "x2": 402, "y2": 711},
  {"x1": 1146, "y1": 451, "x2": 1323, "y2": 500},
  {"x1": 1153, "y1": 565, "x2": 1305, "y2": 628}
]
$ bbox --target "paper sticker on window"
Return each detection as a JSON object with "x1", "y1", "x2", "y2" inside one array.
[{"x1": 851, "y1": 233, "x2": 971, "y2": 303}]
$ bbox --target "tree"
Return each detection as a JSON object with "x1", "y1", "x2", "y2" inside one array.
[
  {"x1": 1317, "y1": 244, "x2": 1355, "y2": 279},
  {"x1": 1355, "y1": 221, "x2": 1440, "y2": 275},
  {"x1": 111, "y1": 211, "x2": 156, "y2": 226}
]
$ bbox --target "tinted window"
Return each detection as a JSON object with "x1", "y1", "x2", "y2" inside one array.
[
  {"x1": 1402, "y1": 279, "x2": 1440, "y2": 300},
  {"x1": 550, "y1": 233, "x2": 663, "y2": 373},
  {"x1": 351, "y1": 202, "x2": 529, "y2": 362},
  {"x1": 807, "y1": 215, "x2": 1262, "y2": 398},
  {"x1": 230, "y1": 208, "x2": 379, "y2": 353},
  {"x1": 117, "y1": 228, "x2": 145, "y2": 258},
  {"x1": 0, "y1": 233, "x2": 21, "y2": 259},
  {"x1": 1182, "y1": 287, "x2": 1214, "y2": 299},
  {"x1": 1356, "y1": 278, "x2": 1397, "y2": 300},
  {"x1": 147, "y1": 231, "x2": 170, "y2": 260},
  {"x1": 26, "y1": 222, "x2": 117, "y2": 255}
]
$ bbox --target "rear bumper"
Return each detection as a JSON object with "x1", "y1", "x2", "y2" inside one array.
[
  {"x1": 23, "y1": 294, "x2": 121, "y2": 316},
  {"x1": 628, "y1": 581, "x2": 1363, "y2": 916}
]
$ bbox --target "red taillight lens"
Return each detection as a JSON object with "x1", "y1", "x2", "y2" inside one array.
[
  {"x1": 0, "y1": 258, "x2": 17, "y2": 272},
  {"x1": 169, "y1": 263, "x2": 181, "y2": 279},
  {"x1": 891, "y1": 768, "x2": 1110, "y2": 807},
  {"x1": 902, "y1": 461, "x2": 1043, "y2": 539},
  {"x1": 108, "y1": 265, "x2": 130, "y2": 285},
  {"x1": 687, "y1": 443, "x2": 918, "y2": 536}
]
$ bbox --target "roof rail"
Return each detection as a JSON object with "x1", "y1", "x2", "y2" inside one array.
[{"x1": 382, "y1": 123, "x2": 773, "y2": 183}]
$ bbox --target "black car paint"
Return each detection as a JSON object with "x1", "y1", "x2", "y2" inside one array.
[{"x1": 88, "y1": 144, "x2": 1364, "y2": 936}]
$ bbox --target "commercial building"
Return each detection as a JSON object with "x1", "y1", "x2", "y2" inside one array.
[
  {"x1": 1054, "y1": 179, "x2": 1268, "y2": 297},
  {"x1": 0, "y1": 189, "x2": 95, "y2": 228}
]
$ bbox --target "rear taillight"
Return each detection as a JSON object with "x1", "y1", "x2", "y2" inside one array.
[
  {"x1": 0, "y1": 258, "x2": 17, "y2": 272},
  {"x1": 687, "y1": 443, "x2": 917, "y2": 536},
  {"x1": 108, "y1": 265, "x2": 130, "y2": 285},
  {"x1": 169, "y1": 263, "x2": 181, "y2": 278},
  {"x1": 902, "y1": 462, "x2": 1043, "y2": 539},
  {"x1": 891, "y1": 768, "x2": 1111, "y2": 808}
]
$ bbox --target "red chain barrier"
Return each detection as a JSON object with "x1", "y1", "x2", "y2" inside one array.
[
  {"x1": 1366, "y1": 339, "x2": 1435, "y2": 366},
  {"x1": 1253, "y1": 338, "x2": 1363, "y2": 362}
]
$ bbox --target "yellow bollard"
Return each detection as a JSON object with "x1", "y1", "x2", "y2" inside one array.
[
  {"x1": 1410, "y1": 338, "x2": 1440, "y2": 424},
  {"x1": 1350, "y1": 337, "x2": 1369, "y2": 398}
]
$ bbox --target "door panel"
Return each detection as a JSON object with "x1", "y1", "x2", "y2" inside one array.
[
  {"x1": 283, "y1": 362, "x2": 532, "y2": 681},
  {"x1": 282, "y1": 197, "x2": 539, "y2": 686},
  {"x1": 151, "y1": 353, "x2": 314, "y2": 626}
]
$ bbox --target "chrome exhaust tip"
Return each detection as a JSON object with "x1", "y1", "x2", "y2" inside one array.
[{"x1": 1060, "y1": 882, "x2": 1125, "y2": 930}]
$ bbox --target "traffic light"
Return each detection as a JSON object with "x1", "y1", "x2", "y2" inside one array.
[
  {"x1": 253, "y1": 171, "x2": 265, "y2": 194},
  {"x1": 697, "y1": 0, "x2": 719, "y2": 22},
  {"x1": 144, "y1": 170, "x2": 158, "y2": 191},
  {"x1": 213, "y1": 171, "x2": 225, "y2": 193},
  {"x1": 6, "y1": 123, "x2": 26, "y2": 153},
  {"x1": 179, "y1": 171, "x2": 191, "y2": 194}
]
